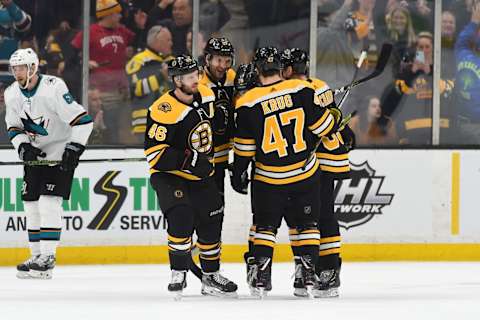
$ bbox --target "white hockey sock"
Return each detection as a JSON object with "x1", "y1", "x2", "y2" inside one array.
[
  {"x1": 24, "y1": 201, "x2": 40, "y2": 256},
  {"x1": 38, "y1": 196, "x2": 63, "y2": 256}
]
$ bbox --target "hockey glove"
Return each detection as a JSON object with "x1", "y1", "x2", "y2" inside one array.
[
  {"x1": 18, "y1": 143, "x2": 46, "y2": 162},
  {"x1": 340, "y1": 124, "x2": 356, "y2": 151},
  {"x1": 230, "y1": 168, "x2": 249, "y2": 195},
  {"x1": 181, "y1": 149, "x2": 213, "y2": 178},
  {"x1": 328, "y1": 107, "x2": 342, "y2": 124},
  {"x1": 60, "y1": 142, "x2": 85, "y2": 171}
]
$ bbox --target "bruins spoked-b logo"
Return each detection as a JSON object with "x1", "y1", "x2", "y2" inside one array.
[
  {"x1": 189, "y1": 120, "x2": 213, "y2": 153},
  {"x1": 334, "y1": 161, "x2": 394, "y2": 230}
]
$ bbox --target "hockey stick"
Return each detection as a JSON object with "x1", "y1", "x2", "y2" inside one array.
[
  {"x1": 0, "y1": 157, "x2": 146, "y2": 166},
  {"x1": 302, "y1": 49, "x2": 368, "y2": 171},
  {"x1": 333, "y1": 43, "x2": 393, "y2": 97}
]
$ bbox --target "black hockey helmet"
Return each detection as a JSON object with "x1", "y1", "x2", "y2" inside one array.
[
  {"x1": 234, "y1": 63, "x2": 258, "y2": 91},
  {"x1": 281, "y1": 48, "x2": 309, "y2": 75},
  {"x1": 168, "y1": 55, "x2": 199, "y2": 77},
  {"x1": 253, "y1": 47, "x2": 282, "y2": 73},
  {"x1": 204, "y1": 37, "x2": 235, "y2": 58}
]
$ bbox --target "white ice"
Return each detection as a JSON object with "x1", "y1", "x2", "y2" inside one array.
[{"x1": 1, "y1": 262, "x2": 479, "y2": 320}]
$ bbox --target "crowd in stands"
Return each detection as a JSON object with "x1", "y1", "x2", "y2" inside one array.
[{"x1": 1, "y1": 0, "x2": 479, "y2": 146}]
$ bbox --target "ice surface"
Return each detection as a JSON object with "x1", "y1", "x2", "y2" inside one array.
[{"x1": 1, "y1": 262, "x2": 479, "y2": 320}]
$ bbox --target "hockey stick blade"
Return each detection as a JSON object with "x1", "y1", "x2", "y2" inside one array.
[{"x1": 334, "y1": 43, "x2": 393, "y2": 95}]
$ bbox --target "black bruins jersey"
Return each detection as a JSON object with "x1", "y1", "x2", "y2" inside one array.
[
  {"x1": 144, "y1": 84, "x2": 216, "y2": 180},
  {"x1": 199, "y1": 68, "x2": 236, "y2": 168},
  {"x1": 234, "y1": 79, "x2": 336, "y2": 187},
  {"x1": 126, "y1": 48, "x2": 174, "y2": 134},
  {"x1": 309, "y1": 78, "x2": 350, "y2": 178}
]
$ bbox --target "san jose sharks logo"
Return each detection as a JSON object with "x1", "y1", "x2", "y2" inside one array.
[{"x1": 21, "y1": 112, "x2": 49, "y2": 137}]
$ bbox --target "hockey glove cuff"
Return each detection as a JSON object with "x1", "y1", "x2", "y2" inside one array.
[
  {"x1": 230, "y1": 169, "x2": 249, "y2": 195},
  {"x1": 181, "y1": 149, "x2": 213, "y2": 178},
  {"x1": 18, "y1": 143, "x2": 46, "y2": 162},
  {"x1": 60, "y1": 142, "x2": 85, "y2": 171}
]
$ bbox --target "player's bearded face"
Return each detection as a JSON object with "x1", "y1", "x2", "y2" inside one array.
[
  {"x1": 11, "y1": 65, "x2": 29, "y2": 86},
  {"x1": 177, "y1": 70, "x2": 199, "y2": 95},
  {"x1": 208, "y1": 55, "x2": 232, "y2": 80}
]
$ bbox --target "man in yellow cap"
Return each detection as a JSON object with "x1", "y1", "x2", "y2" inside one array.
[{"x1": 71, "y1": 0, "x2": 135, "y2": 143}]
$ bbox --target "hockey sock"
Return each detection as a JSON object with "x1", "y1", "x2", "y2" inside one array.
[
  {"x1": 253, "y1": 226, "x2": 277, "y2": 259},
  {"x1": 24, "y1": 201, "x2": 40, "y2": 256},
  {"x1": 168, "y1": 235, "x2": 192, "y2": 271},
  {"x1": 197, "y1": 240, "x2": 221, "y2": 273},
  {"x1": 39, "y1": 196, "x2": 63, "y2": 256}
]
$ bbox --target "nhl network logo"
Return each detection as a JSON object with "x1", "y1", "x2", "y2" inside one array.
[{"x1": 334, "y1": 161, "x2": 394, "y2": 230}]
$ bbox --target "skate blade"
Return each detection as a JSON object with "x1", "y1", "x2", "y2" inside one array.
[
  {"x1": 28, "y1": 270, "x2": 52, "y2": 280},
  {"x1": 170, "y1": 291, "x2": 183, "y2": 301},
  {"x1": 293, "y1": 288, "x2": 308, "y2": 298},
  {"x1": 250, "y1": 287, "x2": 268, "y2": 299},
  {"x1": 201, "y1": 286, "x2": 238, "y2": 298},
  {"x1": 16, "y1": 271, "x2": 33, "y2": 279},
  {"x1": 313, "y1": 287, "x2": 339, "y2": 298}
]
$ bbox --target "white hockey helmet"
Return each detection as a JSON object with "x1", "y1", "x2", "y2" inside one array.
[{"x1": 9, "y1": 48, "x2": 39, "y2": 89}]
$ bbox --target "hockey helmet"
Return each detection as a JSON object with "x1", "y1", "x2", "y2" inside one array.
[
  {"x1": 204, "y1": 37, "x2": 235, "y2": 58},
  {"x1": 9, "y1": 48, "x2": 40, "y2": 89},
  {"x1": 281, "y1": 48, "x2": 309, "y2": 75},
  {"x1": 168, "y1": 55, "x2": 199, "y2": 77},
  {"x1": 253, "y1": 47, "x2": 282, "y2": 73},
  {"x1": 234, "y1": 63, "x2": 258, "y2": 92}
]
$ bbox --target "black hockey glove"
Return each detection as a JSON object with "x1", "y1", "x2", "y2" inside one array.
[
  {"x1": 230, "y1": 168, "x2": 249, "y2": 195},
  {"x1": 181, "y1": 149, "x2": 213, "y2": 178},
  {"x1": 18, "y1": 143, "x2": 46, "y2": 162},
  {"x1": 60, "y1": 142, "x2": 85, "y2": 171},
  {"x1": 340, "y1": 124, "x2": 356, "y2": 151}
]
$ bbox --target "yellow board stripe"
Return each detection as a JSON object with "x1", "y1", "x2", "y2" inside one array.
[
  {"x1": 3, "y1": 244, "x2": 480, "y2": 265},
  {"x1": 451, "y1": 152, "x2": 460, "y2": 235}
]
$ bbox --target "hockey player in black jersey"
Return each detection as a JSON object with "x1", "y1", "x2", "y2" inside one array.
[
  {"x1": 281, "y1": 48, "x2": 355, "y2": 298},
  {"x1": 232, "y1": 47, "x2": 339, "y2": 297},
  {"x1": 144, "y1": 55, "x2": 237, "y2": 298},
  {"x1": 199, "y1": 37, "x2": 236, "y2": 203}
]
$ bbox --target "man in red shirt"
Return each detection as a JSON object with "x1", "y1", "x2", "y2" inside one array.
[{"x1": 71, "y1": 0, "x2": 135, "y2": 143}]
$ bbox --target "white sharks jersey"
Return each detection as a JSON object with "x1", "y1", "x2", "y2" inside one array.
[{"x1": 4, "y1": 75, "x2": 93, "y2": 161}]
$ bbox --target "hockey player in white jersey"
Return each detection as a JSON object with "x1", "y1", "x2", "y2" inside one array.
[{"x1": 4, "y1": 48, "x2": 93, "y2": 279}]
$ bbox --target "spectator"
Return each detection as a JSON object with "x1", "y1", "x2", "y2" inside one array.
[
  {"x1": 88, "y1": 88, "x2": 107, "y2": 145},
  {"x1": 125, "y1": 25, "x2": 174, "y2": 140},
  {"x1": 390, "y1": 31, "x2": 453, "y2": 145},
  {"x1": 349, "y1": 95, "x2": 397, "y2": 145},
  {"x1": 454, "y1": 2, "x2": 480, "y2": 143},
  {"x1": 71, "y1": 0, "x2": 135, "y2": 144},
  {"x1": 0, "y1": 0, "x2": 31, "y2": 84},
  {"x1": 186, "y1": 28, "x2": 208, "y2": 64},
  {"x1": 442, "y1": 10, "x2": 457, "y2": 79},
  {"x1": 152, "y1": 0, "x2": 230, "y2": 55},
  {"x1": 156, "y1": 0, "x2": 192, "y2": 55},
  {"x1": 123, "y1": 3, "x2": 149, "y2": 54},
  {"x1": 0, "y1": 82, "x2": 10, "y2": 144},
  {"x1": 148, "y1": 0, "x2": 174, "y2": 26},
  {"x1": 384, "y1": 5, "x2": 417, "y2": 76},
  {"x1": 449, "y1": 0, "x2": 477, "y2": 33}
]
